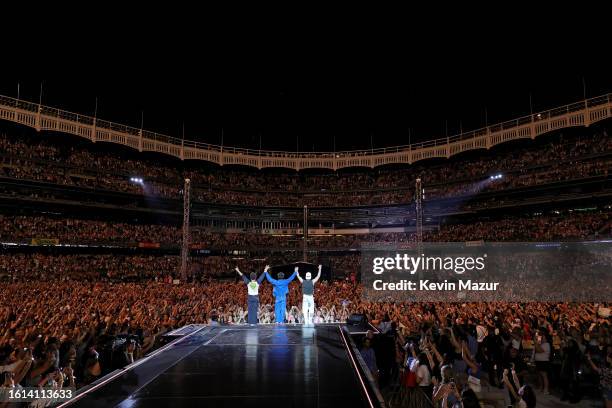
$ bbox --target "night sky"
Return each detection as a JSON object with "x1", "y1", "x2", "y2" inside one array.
[{"x1": 3, "y1": 32, "x2": 610, "y2": 152}]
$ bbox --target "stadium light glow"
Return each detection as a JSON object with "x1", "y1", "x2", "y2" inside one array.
[
  {"x1": 489, "y1": 174, "x2": 503, "y2": 180},
  {"x1": 130, "y1": 177, "x2": 144, "y2": 184}
]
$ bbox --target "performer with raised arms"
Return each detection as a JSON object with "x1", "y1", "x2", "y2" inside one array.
[
  {"x1": 265, "y1": 266, "x2": 297, "y2": 324},
  {"x1": 235, "y1": 265, "x2": 268, "y2": 325},
  {"x1": 297, "y1": 265, "x2": 322, "y2": 326}
]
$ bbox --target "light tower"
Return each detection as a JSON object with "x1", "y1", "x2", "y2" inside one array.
[
  {"x1": 415, "y1": 178, "x2": 424, "y2": 256},
  {"x1": 181, "y1": 178, "x2": 191, "y2": 281},
  {"x1": 303, "y1": 205, "x2": 308, "y2": 262}
]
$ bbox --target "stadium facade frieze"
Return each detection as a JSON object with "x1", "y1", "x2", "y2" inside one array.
[{"x1": 0, "y1": 93, "x2": 610, "y2": 170}]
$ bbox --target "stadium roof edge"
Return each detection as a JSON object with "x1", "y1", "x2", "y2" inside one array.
[{"x1": 0, "y1": 93, "x2": 610, "y2": 171}]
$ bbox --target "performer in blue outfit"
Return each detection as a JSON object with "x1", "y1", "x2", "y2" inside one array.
[
  {"x1": 265, "y1": 266, "x2": 298, "y2": 323},
  {"x1": 235, "y1": 265, "x2": 267, "y2": 325}
]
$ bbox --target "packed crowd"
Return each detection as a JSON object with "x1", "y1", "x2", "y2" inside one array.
[
  {"x1": 0, "y1": 254, "x2": 180, "y2": 282},
  {"x1": 1, "y1": 209, "x2": 608, "y2": 248},
  {"x1": 360, "y1": 301, "x2": 612, "y2": 407},
  {"x1": 1, "y1": 125, "x2": 611, "y2": 406},
  {"x1": 0, "y1": 279, "x2": 610, "y2": 406},
  {"x1": 0, "y1": 215, "x2": 181, "y2": 245},
  {"x1": 0, "y1": 126, "x2": 610, "y2": 207},
  {"x1": 428, "y1": 210, "x2": 611, "y2": 242},
  {"x1": 0, "y1": 254, "x2": 362, "y2": 282}
]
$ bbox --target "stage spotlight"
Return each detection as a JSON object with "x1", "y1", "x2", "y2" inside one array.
[
  {"x1": 130, "y1": 177, "x2": 144, "y2": 184},
  {"x1": 490, "y1": 174, "x2": 503, "y2": 180}
]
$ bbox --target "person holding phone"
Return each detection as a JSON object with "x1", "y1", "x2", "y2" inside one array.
[
  {"x1": 502, "y1": 368, "x2": 536, "y2": 408},
  {"x1": 433, "y1": 365, "x2": 461, "y2": 407}
]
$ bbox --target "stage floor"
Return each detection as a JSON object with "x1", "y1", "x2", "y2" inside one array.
[{"x1": 64, "y1": 325, "x2": 373, "y2": 407}]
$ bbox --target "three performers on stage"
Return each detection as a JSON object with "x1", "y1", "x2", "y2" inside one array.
[{"x1": 235, "y1": 264, "x2": 322, "y2": 325}]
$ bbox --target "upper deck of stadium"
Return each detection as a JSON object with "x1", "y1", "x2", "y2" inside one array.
[{"x1": 0, "y1": 93, "x2": 611, "y2": 171}]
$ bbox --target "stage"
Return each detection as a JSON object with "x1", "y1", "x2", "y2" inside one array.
[{"x1": 61, "y1": 325, "x2": 381, "y2": 407}]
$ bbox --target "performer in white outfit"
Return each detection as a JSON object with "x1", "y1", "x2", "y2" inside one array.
[{"x1": 297, "y1": 265, "x2": 321, "y2": 326}]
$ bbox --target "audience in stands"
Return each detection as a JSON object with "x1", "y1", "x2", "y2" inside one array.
[
  {"x1": 1, "y1": 210, "x2": 609, "y2": 247},
  {"x1": 0, "y1": 127, "x2": 610, "y2": 207},
  {"x1": 0, "y1": 126, "x2": 611, "y2": 406}
]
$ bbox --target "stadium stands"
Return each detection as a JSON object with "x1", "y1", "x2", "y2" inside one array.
[{"x1": 0, "y1": 116, "x2": 610, "y2": 406}]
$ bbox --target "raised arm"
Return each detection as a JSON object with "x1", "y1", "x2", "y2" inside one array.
[
  {"x1": 296, "y1": 269, "x2": 303, "y2": 283},
  {"x1": 586, "y1": 354, "x2": 601, "y2": 374},
  {"x1": 258, "y1": 266, "x2": 270, "y2": 284},
  {"x1": 433, "y1": 383, "x2": 452, "y2": 403},
  {"x1": 265, "y1": 271, "x2": 278, "y2": 285},
  {"x1": 429, "y1": 340, "x2": 444, "y2": 365},
  {"x1": 236, "y1": 267, "x2": 249, "y2": 284},
  {"x1": 422, "y1": 344, "x2": 435, "y2": 369},
  {"x1": 502, "y1": 369, "x2": 519, "y2": 400},
  {"x1": 511, "y1": 368, "x2": 521, "y2": 389},
  {"x1": 286, "y1": 267, "x2": 298, "y2": 282},
  {"x1": 461, "y1": 341, "x2": 479, "y2": 373},
  {"x1": 313, "y1": 265, "x2": 322, "y2": 283},
  {"x1": 449, "y1": 327, "x2": 461, "y2": 352},
  {"x1": 13, "y1": 359, "x2": 32, "y2": 385}
]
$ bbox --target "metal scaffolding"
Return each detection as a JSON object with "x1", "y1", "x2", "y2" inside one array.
[
  {"x1": 303, "y1": 205, "x2": 308, "y2": 262},
  {"x1": 180, "y1": 178, "x2": 191, "y2": 281},
  {"x1": 415, "y1": 178, "x2": 424, "y2": 255}
]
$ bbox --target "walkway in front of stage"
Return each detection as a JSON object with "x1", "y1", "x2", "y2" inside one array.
[{"x1": 64, "y1": 325, "x2": 373, "y2": 408}]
